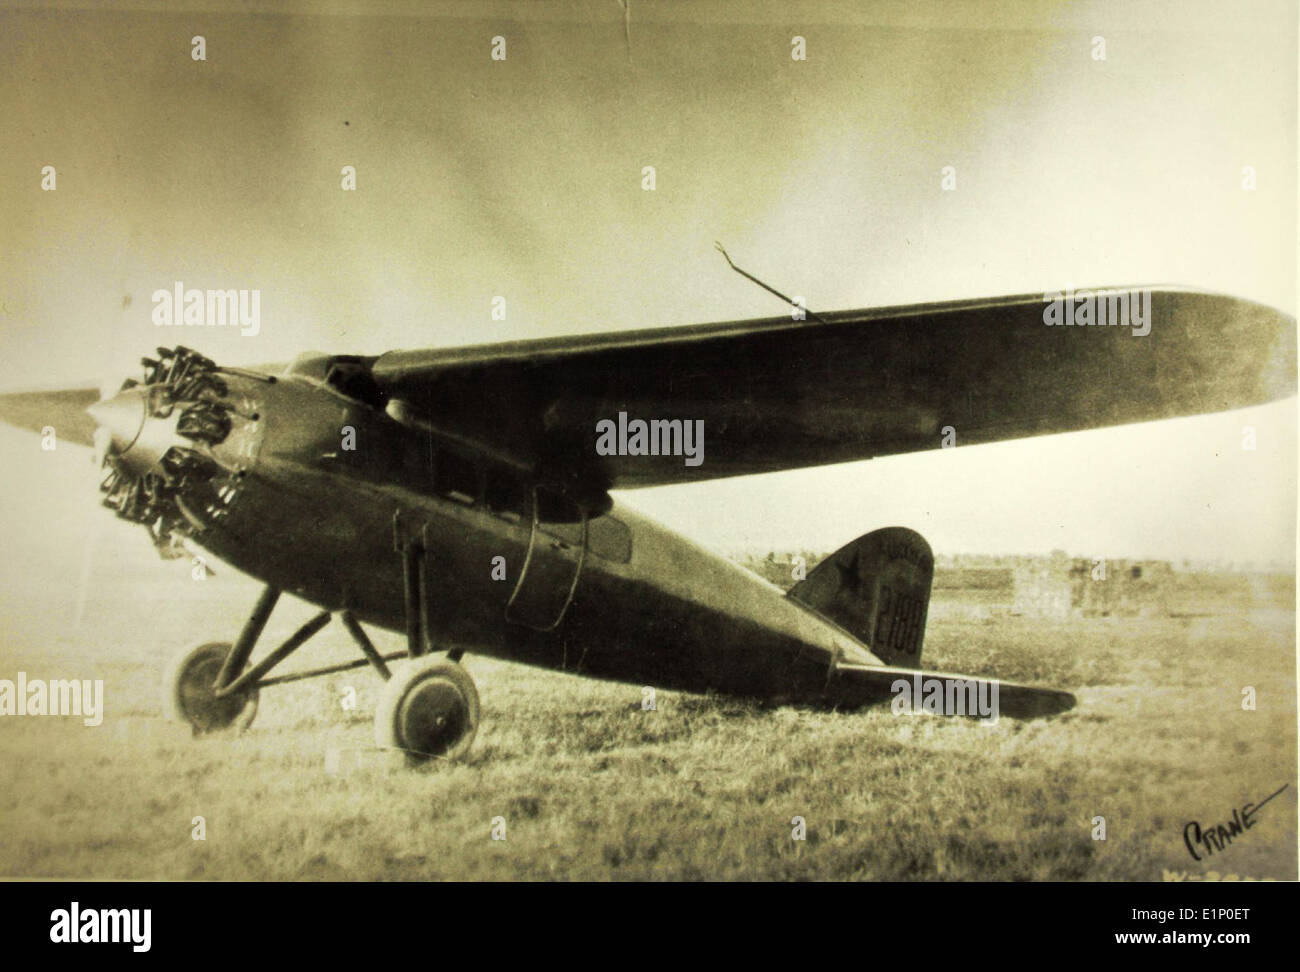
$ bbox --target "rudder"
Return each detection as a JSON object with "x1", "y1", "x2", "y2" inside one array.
[{"x1": 787, "y1": 527, "x2": 933, "y2": 667}]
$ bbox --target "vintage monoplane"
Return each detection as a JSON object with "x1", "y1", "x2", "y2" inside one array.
[{"x1": 1, "y1": 270, "x2": 1293, "y2": 761}]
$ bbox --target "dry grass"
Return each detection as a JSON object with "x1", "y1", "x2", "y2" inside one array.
[{"x1": 0, "y1": 558, "x2": 1295, "y2": 881}]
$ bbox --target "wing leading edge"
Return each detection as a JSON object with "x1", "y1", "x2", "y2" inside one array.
[{"x1": 370, "y1": 286, "x2": 1296, "y2": 489}]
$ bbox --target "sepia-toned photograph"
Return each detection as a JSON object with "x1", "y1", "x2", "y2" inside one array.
[{"x1": 0, "y1": 0, "x2": 1295, "y2": 909}]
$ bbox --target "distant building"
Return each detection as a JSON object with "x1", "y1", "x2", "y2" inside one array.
[
  {"x1": 737, "y1": 550, "x2": 1286, "y2": 620},
  {"x1": 1012, "y1": 559, "x2": 1173, "y2": 618}
]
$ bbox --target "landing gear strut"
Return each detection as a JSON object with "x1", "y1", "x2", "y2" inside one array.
[
  {"x1": 163, "y1": 543, "x2": 479, "y2": 764},
  {"x1": 164, "y1": 641, "x2": 259, "y2": 734},
  {"x1": 380, "y1": 518, "x2": 480, "y2": 762}
]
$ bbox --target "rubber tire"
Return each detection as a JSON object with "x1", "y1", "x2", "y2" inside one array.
[
  {"x1": 374, "y1": 656, "x2": 479, "y2": 764},
  {"x1": 163, "y1": 641, "x2": 259, "y2": 735}
]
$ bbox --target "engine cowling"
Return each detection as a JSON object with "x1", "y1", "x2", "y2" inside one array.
[{"x1": 90, "y1": 346, "x2": 261, "y2": 555}]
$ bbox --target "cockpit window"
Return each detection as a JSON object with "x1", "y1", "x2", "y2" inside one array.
[
  {"x1": 325, "y1": 359, "x2": 387, "y2": 409},
  {"x1": 286, "y1": 353, "x2": 387, "y2": 409}
]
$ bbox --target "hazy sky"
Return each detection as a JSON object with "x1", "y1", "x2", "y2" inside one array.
[{"x1": 0, "y1": 0, "x2": 1295, "y2": 565}]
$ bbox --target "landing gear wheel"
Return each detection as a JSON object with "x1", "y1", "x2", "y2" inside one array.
[
  {"x1": 374, "y1": 657, "x2": 479, "y2": 764},
  {"x1": 164, "y1": 641, "x2": 259, "y2": 735}
]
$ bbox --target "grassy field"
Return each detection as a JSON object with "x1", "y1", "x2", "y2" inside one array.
[{"x1": 0, "y1": 551, "x2": 1295, "y2": 881}]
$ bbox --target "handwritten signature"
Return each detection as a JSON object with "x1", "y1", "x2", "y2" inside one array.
[{"x1": 1183, "y1": 784, "x2": 1289, "y2": 862}]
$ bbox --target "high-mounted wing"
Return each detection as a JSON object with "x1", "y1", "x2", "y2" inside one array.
[{"x1": 370, "y1": 287, "x2": 1296, "y2": 489}]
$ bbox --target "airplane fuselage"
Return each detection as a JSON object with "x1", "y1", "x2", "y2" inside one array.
[{"x1": 191, "y1": 364, "x2": 879, "y2": 702}]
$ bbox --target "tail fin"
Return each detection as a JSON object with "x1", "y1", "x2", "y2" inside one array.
[{"x1": 788, "y1": 527, "x2": 933, "y2": 667}]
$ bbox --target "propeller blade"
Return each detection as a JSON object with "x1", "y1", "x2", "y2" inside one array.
[{"x1": 0, "y1": 386, "x2": 102, "y2": 447}]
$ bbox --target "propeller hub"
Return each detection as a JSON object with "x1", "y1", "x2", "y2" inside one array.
[
  {"x1": 88, "y1": 386, "x2": 146, "y2": 457},
  {"x1": 88, "y1": 386, "x2": 178, "y2": 478}
]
